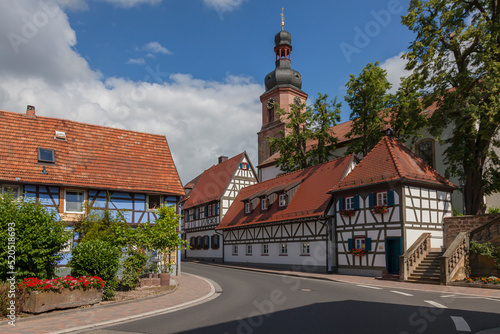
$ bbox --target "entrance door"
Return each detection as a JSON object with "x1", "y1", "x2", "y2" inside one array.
[{"x1": 386, "y1": 238, "x2": 401, "y2": 274}]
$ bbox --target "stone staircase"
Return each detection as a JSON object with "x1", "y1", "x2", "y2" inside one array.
[{"x1": 407, "y1": 249, "x2": 443, "y2": 284}]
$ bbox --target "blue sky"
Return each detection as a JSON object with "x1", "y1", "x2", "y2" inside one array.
[{"x1": 0, "y1": 0, "x2": 415, "y2": 184}]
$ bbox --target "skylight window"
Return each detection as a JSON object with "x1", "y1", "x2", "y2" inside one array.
[
  {"x1": 54, "y1": 131, "x2": 66, "y2": 140},
  {"x1": 38, "y1": 148, "x2": 55, "y2": 163}
]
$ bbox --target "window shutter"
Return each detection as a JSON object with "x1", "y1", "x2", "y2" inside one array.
[
  {"x1": 347, "y1": 238, "x2": 354, "y2": 251},
  {"x1": 215, "y1": 235, "x2": 219, "y2": 248},
  {"x1": 239, "y1": 163, "x2": 243, "y2": 169},
  {"x1": 215, "y1": 202, "x2": 220, "y2": 215},
  {"x1": 339, "y1": 197, "x2": 344, "y2": 211},
  {"x1": 206, "y1": 236, "x2": 210, "y2": 248},
  {"x1": 210, "y1": 235, "x2": 214, "y2": 246},
  {"x1": 205, "y1": 205, "x2": 208, "y2": 216},
  {"x1": 354, "y1": 195, "x2": 360, "y2": 210},
  {"x1": 388, "y1": 190, "x2": 395, "y2": 206},
  {"x1": 365, "y1": 238, "x2": 372, "y2": 251},
  {"x1": 369, "y1": 193, "x2": 375, "y2": 208}
]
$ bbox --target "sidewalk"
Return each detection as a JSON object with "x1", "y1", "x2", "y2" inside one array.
[
  {"x1": 1, "y1": 273, "x2": 217, "y2": 334},
  {"x1": 192, "y1": 260, "x2": 500, "y2": 299}
]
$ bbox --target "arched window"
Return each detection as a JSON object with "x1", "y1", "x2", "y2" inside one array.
[{"x1": 415, "y1": 139, "x2": 435, "y2": 168}]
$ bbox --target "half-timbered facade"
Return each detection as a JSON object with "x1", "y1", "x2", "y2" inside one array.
[
  {"x1": 182, "y1": 153, "x2": 258, "y2": 261},
  {"x1": 329, "y1": 134, "x2": 456, "y2": 277},
  {"x1": 0, "y1": 107, "x2": 184, "y2": 273},
  {"x1": 217, "y1": 155, "x2": 356, "y2": 272}
]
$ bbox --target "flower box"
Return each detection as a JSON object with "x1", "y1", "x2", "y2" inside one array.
[
  {"x1": 22, "y1": 288, "x2": 103, "y2": 314},
  {"x1": 371, "y1": 205, "x2": 388, "y2": 214},
  {"x1": 340, "y1": 209, "x2": 355, "y2": 217},
  {"x1": 351, "y1": 248, "x2": 367, "y2": 256}
]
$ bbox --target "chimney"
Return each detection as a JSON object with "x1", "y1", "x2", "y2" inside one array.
[
  {"x1": 218, "y1": 156, "x2": 228, "y2": 164},
  {"x1": 26, "y1": 105, "x2": 36, "y2": 117}
]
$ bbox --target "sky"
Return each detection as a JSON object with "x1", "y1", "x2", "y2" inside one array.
[{"x1": 0, "y1": 0, "x2": 416, "y2": 185}]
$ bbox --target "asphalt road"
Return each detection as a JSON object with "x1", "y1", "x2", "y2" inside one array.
[{"x1": 92, "y1": 262, "x2": 500, "y2": 334}]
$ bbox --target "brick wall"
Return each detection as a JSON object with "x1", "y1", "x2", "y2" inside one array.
[{"x1": 444, "y1": 213, "x2": 500, "y2": 249}]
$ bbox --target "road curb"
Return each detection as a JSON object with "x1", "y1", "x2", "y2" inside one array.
[
  {"x1": 48, "y1": 273, "x2": 221, "y2": 334},
  {"x1": 191, "y1": 261, "x2": 500, "y2": 299}
]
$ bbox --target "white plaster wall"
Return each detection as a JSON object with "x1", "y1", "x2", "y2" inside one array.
[
  {"x1": 405, "y1": 228, "x2": 443, "y2": 250},
  {"x1": 185, "y1": 231, "x2": 223, "y2": 259},
  {"x1": 224, "y1": 241, "x2": 327, "y2": 268},
  {"x1": 259, "y1": 165, "x2": 281, "y2": 182}
]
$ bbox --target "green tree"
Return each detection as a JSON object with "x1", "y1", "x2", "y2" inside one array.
[
  {"x1": 345, "y1": 62, "x2": 391, "y2": 156},
  {"x1": 137, "y1": 205, "x2": 186, "y2": 273},
  {"x1": 388, "y1": 75, "x2": 427, "y2": 143},
  {"x1": 269, "y1": 100, "x2": 310, "y2": 173},
  {"x1": 75, "y1": 206, "x2": 134, "y2": 248},
  {"x1": 0, "y1": 195, "x2": 70, "y2": 281},
  {"x1": 402, "y1": 0, "x2": 500, "y2": 214},
  {"x1": 308, "y1": 93, "x2": 342, "y2": 165},
  {"x1": 269, "y1": 94, "x2": 341, "y2": 173}
]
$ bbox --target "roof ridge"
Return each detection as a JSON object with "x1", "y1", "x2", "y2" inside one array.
[
  {"x1": 276, "y1": 155, "x2": 345, "y2": 179},
  {"x1": 0, "y1": 110, "x2": 166, "y2": 138},
  {"x1": 386, "y1": 137, "x2": 405, "y2": 178}
]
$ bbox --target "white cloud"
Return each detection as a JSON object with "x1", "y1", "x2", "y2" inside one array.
[
  {"x1": 99, "y1": 0, "x2": 162, "y2": 8},
  {"x1": 144, "y1": 42, "x2": 173, "y2": 55},
  {"x1": 380, "y1": 52, "x2": 412, "y2": 93},
  {"x1": 0, "y1": 0, "x2": 262, "y2": 184},
  {"x1": 202, "y1": 0, "x2": 246, "y2": 13},
  {"x1": 127, "y1": 57, "x2": 146, "y2": 65}
]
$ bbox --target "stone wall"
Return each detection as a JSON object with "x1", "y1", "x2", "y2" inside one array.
[{"x1": 444, "y1": 214, "x2": 500, "y2": 249}]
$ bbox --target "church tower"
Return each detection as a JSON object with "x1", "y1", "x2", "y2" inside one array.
[{"x1": 257, "y1": 12, "x2": 308, "y2": 165}]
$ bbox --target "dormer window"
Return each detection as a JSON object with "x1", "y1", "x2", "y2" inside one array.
[
  {"x1": 38, "y1": 148, "x2": 55, "y2": 163},
  {"x1": 278, "y1": 193, "x2": 288, "y2": 207},
  {"x1": 261, "y1": 198, "x2": 269, "y2": 211},
  {"x1": 245, "y1": 202, "x2": 252, "y2": 214}
]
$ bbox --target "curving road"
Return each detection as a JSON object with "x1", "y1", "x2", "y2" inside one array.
[{"x1": 90, "y1": 262, "x2": 500, "y2": 333}]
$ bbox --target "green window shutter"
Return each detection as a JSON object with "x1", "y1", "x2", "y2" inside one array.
[
  {"x1": 369, "y1": 193, "x2": 375, "y2": 208},
  {"x1": 239, "y1": 163, "x2": 243, "y2": 169},
  {"x1": 339, "y1": 198, "x2": 344, "y2": 211},
  {"x1": 354, "y1": 195, "x2": 360, "y2": 210},
  {"x1": 388, "y1": 190, "x2": 395, "y2": 206},
  {"x1": 205, "y1": 205, "x2": 208, "y2": 216},
  {"x1": 348, "y1": 238, "x2": 354, "y2": 251},
  {"x1": 215, "y1": 202, "x2": 220, "y2": 215},
  {"x1": 365, "y1": 238, "x2": 372, "y2": 251}
]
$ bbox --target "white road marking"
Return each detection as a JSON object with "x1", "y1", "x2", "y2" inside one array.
[
  {"x1": 424, "y1": 300, "x2": 448, "y2": 308},
  {"x1": 440, "y1": 295, "x2": 456, "y2": 298},
  {"x1": 486, "y1": 297, "x2": 500, "y2": 302},
  {"x1": 356, "y1": 284, "x2": 382, "y2": 290},
  {"x1": 390, "y1": 290, "x2": 413, "y2": 296},
  {"x1": 450, "y1": 316, "x2": 471, "y2": 332}
]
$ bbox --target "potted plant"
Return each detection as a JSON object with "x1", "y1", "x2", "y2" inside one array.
[{"x1": 351, "y1": 248, "x2": 367, "y2": 256}]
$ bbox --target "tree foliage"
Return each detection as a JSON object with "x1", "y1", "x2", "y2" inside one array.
[
  {"x1": 136, "y1": 205, "x2": 186, "y2": 273},
  {"x1": 269, "y1": 93, "x2": 341, "y2": 173},
  {"x1": 0, "y1": 195, "x2": 70, "y2": 281},
  {"x1": 345, "y1": 62, "x2": 392, "y2": 156},
  {"x1": 402, "y1": 0, "x2": 500, "y2": 214}
]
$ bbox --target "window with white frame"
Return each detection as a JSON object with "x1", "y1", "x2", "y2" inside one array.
[
  {"x1": 376, "y1": 191, "x2": 388, "y2": 206},
  {"x1": 246, "y1": 244, "x2": 252, "y2": 255},
  {"x1": 245, "y1": 202, "x2": 252, "y2": 214},
  {"x1": 208, "y1": 204, "x2": 212, "y2": 217},
  {"x1": 345, "y1": 196, "x2": 354, "y2": 210},
  {"x1": 1, "y1": 184, "x2": 21, "y2": 199},
  {"x1": 280, "y1": 243, "x2": 288, "y2": 255},
  {"x1": 278, "y1": 193, "x2": 287, "y2": 207},
  {"x1": 301, "y1": 242, "x2": 310, "y2": 255},
  {"x1": 147, "y1": 194, "x2": 162, "y2": 211},
  {"x1": 355, "y1": 237, "x2": 366, "y2": 250},
  {"x1": 262, "y1": 244, "x2": 269, "y2": 255},
  {"x1": 261, "y1": 198, "x2": 269, "y2": 210},
  {"x1": 232, "y1": 245, "x2": 238, "y2": 255},
  {"x1": 240, "y1": 163, "x2": 249, "y2": 170},
  {"x1": 65, "y1": 189, "x2": 85, "y2": 213}
]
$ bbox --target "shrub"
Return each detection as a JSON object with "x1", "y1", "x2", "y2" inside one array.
[
  {"x1": 69, "y1": 240, "x2": 120, "y2": 299},
  {"x1": 487, "y1": 206, "x2": 500, "y2": 214},
  {"x1": 120, "y1": 249, "x2": 148, "y2": 291},
  {"x1": 0, "y1": 195, "x2": 70, "y2": 281},
  {"x1": 470, "y1": 241, "x2": 500, "y2": 269}
]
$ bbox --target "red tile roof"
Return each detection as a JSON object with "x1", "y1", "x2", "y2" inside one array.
[
  {"x1": 217, "y1": 155, "x2": 354, "y2": 230},
  {"x1": 182, "y1": 152, "x2": 250, "y2": 209},
  {"x1": 0, "y1": 110, "x2": 184, "y2": 196},
  {"x1": 330, "y1": 136, "x2": 456, "y2": 192}
]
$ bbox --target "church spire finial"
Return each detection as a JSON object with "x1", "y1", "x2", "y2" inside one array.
[{"x1": 280, "y1": 7, "x2": 285, "y2": 30}]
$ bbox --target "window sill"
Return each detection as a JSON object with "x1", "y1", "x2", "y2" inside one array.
[
  {"x1": 261, "y1": 254, "x2": 269, "y2": 256},
  {"x1": 245, "y1": 254, "x2": 252, "y2": 256}
]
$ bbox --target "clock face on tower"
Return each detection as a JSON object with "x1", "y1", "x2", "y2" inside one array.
[
  {"x1": 294, "y1": 96, "x2": 302, "y2": 106},
  {"x1": 267, "y1": 98, "x2": 275, "y2": 110}
]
